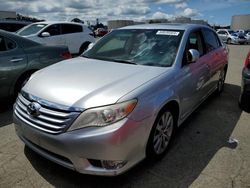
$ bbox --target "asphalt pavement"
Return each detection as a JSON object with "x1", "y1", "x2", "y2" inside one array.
[{"x1": 0, "y1": 45, "x2": 250, "y2": 188}]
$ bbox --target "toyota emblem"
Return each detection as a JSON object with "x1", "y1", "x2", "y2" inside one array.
[{"x1": 27, "y1": 102, "x2": 41, "y2": 117}]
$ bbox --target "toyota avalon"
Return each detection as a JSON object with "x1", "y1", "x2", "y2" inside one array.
[{"x1": 14, "y1": 24, "x2": 228, "y2": 176}]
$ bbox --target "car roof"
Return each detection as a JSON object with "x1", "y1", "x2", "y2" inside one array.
[
  {"x1": 119, "y1": 23, "x2": 211, "y2": 31},
  {"x1": 30, "y1": 21, "x2": 85, "y2": 26},
  {"x1": 0, "y1": 20, "x2": 31, "y2": 25},
  {"x1": 0, "y1": 29, "x2": 39, "y2": 48}
]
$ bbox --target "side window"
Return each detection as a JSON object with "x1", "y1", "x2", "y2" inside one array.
[
  {"x1": 5, "y1": 38, "x2": 16, "y2": 50},
  {"x1": 0, "y1": 36, "x2": 16, "y2": 51},
  {"x1": 61, "y1": 24, "x2": 83, "y2": 34},
  {"x1": 182, "y1": 30, "x2": 205, "y2": 65},
  {"x1": 43, "y1": 24, "x2": 61, "y2": 36},
  {"x1": 218, "y1": 31, "x2": 226, "y2": 35},
  {"x1": 0, "y1": 36, "x2": 6, "y2": 51},
  {"x1": 203, "y1": 29, "x2": 221, "y2": 52}
]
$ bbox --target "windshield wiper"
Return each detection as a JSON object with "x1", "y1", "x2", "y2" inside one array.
[
  {"x1": 112, "y1": 59, "x2": 137, "y2": 65},
  {"x1": 80, "y1": 56, "x2": 137, "y2": 65}
]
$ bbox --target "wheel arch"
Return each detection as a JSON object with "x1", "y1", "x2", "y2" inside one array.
[
  {"x1": 79, "y1": 41, "x2": 91, "y2": 54},
  {"x1": 12, "y1": 69, "x2": 38, "y2": 97}
]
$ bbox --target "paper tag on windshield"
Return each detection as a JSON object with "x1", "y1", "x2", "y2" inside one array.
[{"x1": 156, "y1": 31, "x2": 179, "y2": 36}]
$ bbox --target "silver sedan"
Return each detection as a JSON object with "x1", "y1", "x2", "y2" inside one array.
[{"x1": 13, "y1": 24, "x2": 228, "y2": 176}]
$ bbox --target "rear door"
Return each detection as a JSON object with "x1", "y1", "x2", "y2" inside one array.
[
  {"x1": 0, "y1": 35, "x2": 27, "y2": 98},
  {"x1": 37, "y1": 24, "x2": 66, "y2": 47},
  {"x1": 61, "y1": 24, "x2": 83, "y2": 54}
]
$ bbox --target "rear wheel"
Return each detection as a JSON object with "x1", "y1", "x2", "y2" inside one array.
[
  {"x1": 79, "y1": 42, "x2": 90, "y2": 55},
  {"x1": 216, "y1": 69, "x2": 226, "y2": 94},
  {"x1": 227, "y1": 38, "x2": 232, "y2": 44},
  {"x1": 146, "y1": 109, "x2": 176, "y2": 159}
]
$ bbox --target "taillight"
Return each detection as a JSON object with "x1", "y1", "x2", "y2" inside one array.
[
  {"x1": 245, "y1": 51, "x2": 250, "y2": 68},
  {"x1": 61, "y1": 51, "x2": 72, "y2": 59}
]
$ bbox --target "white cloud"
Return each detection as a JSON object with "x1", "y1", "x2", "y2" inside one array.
[
  {"x1": 178, "y1": 8, "x2": 199, "y2": 17},
  {"x1": 152, "y1": 11, "x2": 174, "y2": 20},
  {"x1": 175, "y1": 2, "x2": 187, "y2": 9},
  {"x1": 0, "y1": 0, "x2": 191, "y2": 23}
]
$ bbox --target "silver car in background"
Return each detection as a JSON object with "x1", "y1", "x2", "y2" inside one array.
[
  {"x1": 217, "y1": 29, "x2": 246, "y2": 44},
  {"x1": 14, "y1": 24, "x2": 228, "y2": 176}
]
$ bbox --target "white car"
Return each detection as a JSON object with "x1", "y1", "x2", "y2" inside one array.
[
  {"x1": 17, "y1": 21, "x2": 95, "y2": 54},
  {"x1": 217, "y1": 29, "x2": 246, "y2": 44},
  {"x1": 246, "y1": 32, "x2": 250, "y2": 44}
]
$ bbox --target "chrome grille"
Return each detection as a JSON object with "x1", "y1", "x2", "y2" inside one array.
[{"x1": 14, "y1": 93, "x2": 81, "y2": 134}]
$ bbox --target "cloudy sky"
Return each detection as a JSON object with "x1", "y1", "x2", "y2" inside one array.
[{"x1": 1, "y1": 0, "x2": 250, "y2": 25}]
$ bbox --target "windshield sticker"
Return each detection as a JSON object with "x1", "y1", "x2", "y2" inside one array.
[{"x1": 156, "y1": 31, "x2": 180, "y2": 36}]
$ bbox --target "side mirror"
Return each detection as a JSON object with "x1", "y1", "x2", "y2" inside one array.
[
  {"x1": 188, "y1": 49, "x2": 200, "y2": 63},
  {"x1": 86, "y1": 43, "x2": 95, "y2": 51},
  {"x1": 40, "y1": 32, "x2": 50, "y2": 37}
]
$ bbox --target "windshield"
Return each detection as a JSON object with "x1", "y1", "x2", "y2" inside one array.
[
  {"x1": 18, "y1": 24, "x2": 47, "y2": 36},
  {"x1": 228, "y1": 30, "x2": 234, "y2": 34},
  {"x1": 83, "y1": 29, "x2": 184, "y2": 67}
]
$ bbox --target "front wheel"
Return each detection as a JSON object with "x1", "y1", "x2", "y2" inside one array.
[
  {"x1": 227, "y1": 38, "x2": 232, "y2": 44},
  {"x1": 146, "y1": 109, "x2": 175, "y2": 159}
]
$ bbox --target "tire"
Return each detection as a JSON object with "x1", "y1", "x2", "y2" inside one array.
[
  {"x1": 227, "y1": 38, "x2": 231, "y2": 44},
  {"x1": 146, "y1": 108, "x2": 176, "y2": 160},
  {"x1": 79, "y1": 42, "x2": 90, "y2": 55},
  {"x1": 239, "y1": 92, "x2": 250, "y2": 111},
  {"x1": 14, "y1": 74, "x2": 32, "y2": 98},
  {"x1": 216, "y1": 68, "x2": 226, "y2": 94}
]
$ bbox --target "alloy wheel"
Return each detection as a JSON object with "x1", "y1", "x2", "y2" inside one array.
[{"x1": 153, "y1": 111, "x2": 174, "y2": 155}]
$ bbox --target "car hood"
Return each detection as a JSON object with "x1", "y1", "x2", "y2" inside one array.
[{"x1": 23, "y1": 57, "x2": 168, "y2": 109}]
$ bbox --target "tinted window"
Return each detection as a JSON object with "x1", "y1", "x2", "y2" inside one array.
[
  {"x1": 203, "y1": 29, "x2": 220, "y2": 52},
  {"x1": 0, "y1": 23, "x2": 27, "y2": 32},
  {"x1": 5, "y1": 38, "x2": 16, "y2": 50},
  {"x1": 61, "y1": 24, "x2": 83, "y2": 34},
  {"x1": 0, "y1": 36, "x2": 16, "y2": 51},
  {"x1": 43, "y1": 24, "x2": 61, "y2": 36},
  {"x1": 0, "y1": 36, "x2": 6, "y2": 51},
  {"x1": 218, "y1": 31, "x2": 226, "y2": 35}
]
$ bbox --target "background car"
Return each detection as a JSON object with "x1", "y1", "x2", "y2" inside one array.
[
  {"x1": 94, "y1": 28, "x2": 108, "y2": 37},
  {"x1": 17, "y1": 21, "x2": 95, "y2": 55},
  {"x1": 245, "y1": 32, "x2": 250, "y2": 44},
  {"x1": 14, "y1": 24, "x2": 228, "y2": 176},
  {"x1": 217, "y1": 29, "x2": 246, "y2": 44},
  {"x1": 0, "y1": 30, "x2": 71, "y2": 101},
  {"x1": 239, "y1": 51, "x2": 250, "y2": 110},
  {"x1": 0, "y1": 20, "x2": 30, "y2": 32}
]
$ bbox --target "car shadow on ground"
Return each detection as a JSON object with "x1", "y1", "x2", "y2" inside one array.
[{"x1": 23, "y1": 83, "x2": 242, "y2": 187}]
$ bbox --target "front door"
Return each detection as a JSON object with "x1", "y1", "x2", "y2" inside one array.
[{"x1": 178, "y1": 30, "x2": 210, "y2": 120}]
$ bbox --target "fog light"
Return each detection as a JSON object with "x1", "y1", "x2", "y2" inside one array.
[{"x1": 101, "y1": 160, "x2": 127, "y2": 170}]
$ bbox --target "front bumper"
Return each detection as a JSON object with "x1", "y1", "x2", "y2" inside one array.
[
  {"x1": 232, "y1": 38, "x2": 247, "y2": 44},
  {"x1": 242, "y1": 68, "x2": 250, "y2": 92},
  {"x1": 14, "y1": 113, "x2": 153, "y2": 176}
]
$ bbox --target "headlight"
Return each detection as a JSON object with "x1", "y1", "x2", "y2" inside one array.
[{"x1": 68, "y1": 99, "x2": 137, "y2": 131}]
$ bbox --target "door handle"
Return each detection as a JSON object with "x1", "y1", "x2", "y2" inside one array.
[{"x1": 10, "y1": 58, "x2": 23, "y2": 63}]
